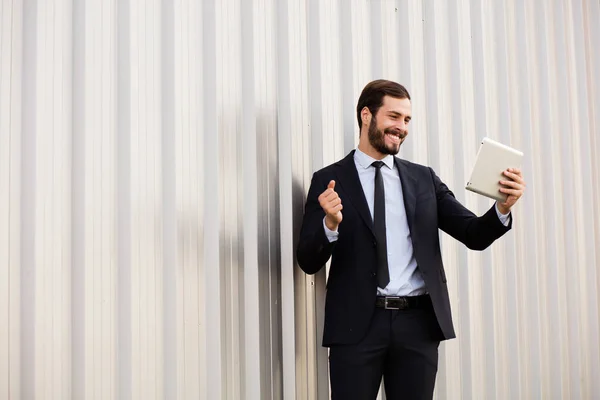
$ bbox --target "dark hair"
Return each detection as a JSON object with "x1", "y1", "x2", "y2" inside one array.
[{"x1": 356, "y1": 80, "x2": 411, "y2": 129}]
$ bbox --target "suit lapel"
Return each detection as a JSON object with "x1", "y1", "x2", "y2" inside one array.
[
  {"x1": 333, "y1": 151, "x2": 375, "y2": 237},
  {"x1": 395, "y1": 157, "x2": 417, "y2": 233}
]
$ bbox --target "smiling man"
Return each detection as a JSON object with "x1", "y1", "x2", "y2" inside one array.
[{"x1": 296, "y1": 80, "x2": 525, "y2": 399}]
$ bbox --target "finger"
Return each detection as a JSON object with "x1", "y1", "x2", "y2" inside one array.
[
  {"x1": 320, "y1": 195, "x2": 341, "y2": 210},
  {"x1": 319, "y1": 189, "x2": 337, "y2": 201},
  {"x1": 328, "y1": 197, "x2": 341, "y2": 206},
  {"x1": 320, "y1": 181, "x2": 338, "y2": 198},
  {"x1": 499, "y1": 185, "x2": 523, "y2": 193},
  {"x1": 324, "y1": 199, "x2": 342, "y2": 212},
  {"x1": 499, "y1": 180, "x2": 524, "y2": 189},
  {"x1": 499, "y1": 187, "x2": 523, "y2": 197},
  {"x1": 503, "y1": 169, "x2": 524, "y2": 182},
  {"x1": 324, "y1": 190, "x2": 340, "y2": 202},
  {"x1": 326, "y1": 204, "x2": 343, "y2": 216},
  {"x1": 502, "y1": 174, "x2": 524, "y2": 188},
  {"x1": 502, "y1": 170, "x2": 516, "y2": 179}
]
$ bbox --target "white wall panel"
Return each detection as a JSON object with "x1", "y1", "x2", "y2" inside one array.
[
  {"x1": 0, "y1": 1, "x2": 21, "y2": 399},
  {"x1": 21, "y1": 0, "x2": 74, "y2": 398},
  {"x1": 1, "y1": 0, "x2": 599, "y2": 399},
  {"x1": 72, "y1": 0, "x2": 118, "y2": 398}
]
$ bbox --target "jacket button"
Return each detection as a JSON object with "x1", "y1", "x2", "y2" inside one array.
[
  {"x1": 371, "y1": 272, "x2": 376, "y2": 277},
  {"x1": 372, "y1": 241, "x2": 377, "y2": 247}
]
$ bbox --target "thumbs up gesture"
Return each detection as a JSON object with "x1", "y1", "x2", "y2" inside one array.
[{"x1": 319, "y1": 180, "x2": 343, "y2": 231}]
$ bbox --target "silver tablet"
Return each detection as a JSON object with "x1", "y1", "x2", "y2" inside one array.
[{"x1": 465, "y1": 137, "x2": 524, "y2": 202}]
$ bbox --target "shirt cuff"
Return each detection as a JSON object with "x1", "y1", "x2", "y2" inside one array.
[
  {"x1": 323, "y1": 217, "x2": 339, "y2": 242},
  {"x1": 495, "y1": 203, "x2": 511, "y2": 227}
]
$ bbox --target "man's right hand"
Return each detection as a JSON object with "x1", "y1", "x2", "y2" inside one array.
[{"x1": 319, "y1": 180, "x2": 343, "y2": 231}]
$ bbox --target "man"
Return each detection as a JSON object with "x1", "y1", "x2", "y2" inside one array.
[{"x1": 296, "y1": 80, "x2": 525, "y2": 399}]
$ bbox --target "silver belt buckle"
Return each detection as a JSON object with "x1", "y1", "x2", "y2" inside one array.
[{"x1": 385, "y1": 296, "x2": 400, "y2": 310}]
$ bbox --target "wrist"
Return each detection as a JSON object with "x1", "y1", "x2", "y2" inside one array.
[
  {"x1": 325, "y1": 215, "x2": 339, "y2": 231},
  {"x1": 496, "y1": 203, "x2": 510, "y2": 215}
]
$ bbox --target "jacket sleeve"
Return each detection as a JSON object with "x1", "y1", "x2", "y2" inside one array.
[
  {"x1": 431, "y1": 168, "x2": 511, "y2": 250},
  {"x1": 296, "y1": 173, "x2": 337, "y2": 274}
]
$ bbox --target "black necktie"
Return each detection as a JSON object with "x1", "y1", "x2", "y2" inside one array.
[{"x1": 372, "y1": 161, "x2": 390, "y2": 289}]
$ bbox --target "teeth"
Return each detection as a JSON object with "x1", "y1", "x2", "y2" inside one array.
[{"x1": 386, "y1": 133, "x2": 401, "y2": 144}]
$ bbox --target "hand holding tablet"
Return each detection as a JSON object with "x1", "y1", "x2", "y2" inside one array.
[{"x1": 465, "y1": 137, "x2": 526, "y2": 213}]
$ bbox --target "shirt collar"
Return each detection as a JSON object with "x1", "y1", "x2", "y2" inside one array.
[{"x1": 355, "y1": 147, "x2": 395, "y2": 170}]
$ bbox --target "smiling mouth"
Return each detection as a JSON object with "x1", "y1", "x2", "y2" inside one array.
[{"x1": 385, "y1": 132, "x2": 404, "y2": 145}]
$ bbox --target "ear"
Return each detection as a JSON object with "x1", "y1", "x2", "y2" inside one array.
[{"x1": 361, "y1": 107, "x2": 371, "y2": 125}]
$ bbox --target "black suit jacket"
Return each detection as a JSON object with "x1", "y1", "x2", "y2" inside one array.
[{"x1": 297, "y1": 150, "x2": 511, "y2": 346}]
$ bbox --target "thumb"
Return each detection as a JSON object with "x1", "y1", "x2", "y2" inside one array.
[{"x1": 328, "y1": 180, "x2": 336, "y2": 190}]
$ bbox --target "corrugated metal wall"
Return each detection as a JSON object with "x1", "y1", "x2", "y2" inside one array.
[{"x1": 1, "y1": 0, "x2": 599, "y2": 399}]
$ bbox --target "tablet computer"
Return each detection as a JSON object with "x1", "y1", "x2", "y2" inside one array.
[{"x1": 465, "y1": 137, "x2": 524, "y2": 202}]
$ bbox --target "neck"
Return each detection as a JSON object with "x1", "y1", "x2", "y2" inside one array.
[{"x1": 358, "y1": 140, "x2": 386, "y2": 161}]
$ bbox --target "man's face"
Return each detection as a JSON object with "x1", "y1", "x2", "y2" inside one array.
[{"x1": 367, "y1": 96, "x2": 411, "y2": 156}]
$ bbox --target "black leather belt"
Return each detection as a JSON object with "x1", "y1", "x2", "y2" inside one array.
[{"x1": 375, "y1": 294, "x2": 430, "y2": 310}]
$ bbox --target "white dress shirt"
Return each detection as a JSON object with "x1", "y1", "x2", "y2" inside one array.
[{"x1": 323, "y1": 148, "x2": 510, "y2": 296}]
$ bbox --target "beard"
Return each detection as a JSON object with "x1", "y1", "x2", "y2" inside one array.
[{"x1": 367, "y1": 117, "x2": 405, "y2": 156}]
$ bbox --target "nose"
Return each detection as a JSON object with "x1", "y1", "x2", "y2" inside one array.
[{"x1": 397, "y1": 120, "x2": 407, "y2": 132}]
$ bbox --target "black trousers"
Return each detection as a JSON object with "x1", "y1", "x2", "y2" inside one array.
[{"x1": 329, "y1": 300, "x2": 444, "y2": 400}]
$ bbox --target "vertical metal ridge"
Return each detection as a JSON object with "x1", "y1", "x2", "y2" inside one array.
[
  {"x1": 240, "y1": 0, "x2": 261, "y2": 398},
  {"x1": 70, "y1": 0, "x2": 85, "y2": 396},
  {"x1": 116, "y1": 0, "x2": 132, "y2": 397},
  {"x1": 581, "y1": 2, "x2": 600, "y2": 395},
  {"x1": 19, "y1": 0, "x2": 37, "y2": 397},
  {"x1": 161, "y1": 0, "x2": 177, "y2": 398},
  {"x1": 7, "y1": 1, "x2": 23, "y2": 398},
  {"x1": 275, "y1": 0, "x2": 297, "y2": 398},
  {"x1": 1, "y1": 1, "x2": 23, "y2": 399},
  {"x1": 201, "y1": 0, "x2": 224, "y2": 398}
]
